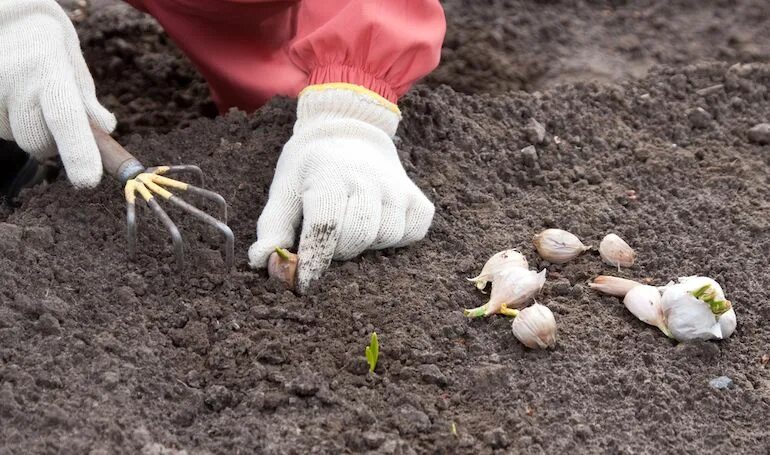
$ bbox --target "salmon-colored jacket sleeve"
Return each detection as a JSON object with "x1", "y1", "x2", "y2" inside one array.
[{"x1": 122, "y1": 0, "x2": 446, "y2": 111}]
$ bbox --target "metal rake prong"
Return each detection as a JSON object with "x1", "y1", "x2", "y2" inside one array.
[
  {"x1": 147, "y1": 165, "x2": 205, "y2": 186},
  {"x1": 185, "y1": 184, "x2": 228, "y2": 223},
  {"x1": 147, "y1": 198, "x2": 185, "y2": 270},
  {"x1": 127, "y1": 199, "x2": 137, "y2": 260},
  {"x1": 166, "y1": 195, "x2": 235, "y2": 271}
]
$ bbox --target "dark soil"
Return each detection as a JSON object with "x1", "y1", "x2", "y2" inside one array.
[
  {"x1": 2, "y1": 1, "x2": 770, "y2": 454},
  {"x1": 428, "y1": 0, "x2": 770, "y2": 94},
  {"x1": 76, "y1": 2, "x2": 217, "y2": 137}
]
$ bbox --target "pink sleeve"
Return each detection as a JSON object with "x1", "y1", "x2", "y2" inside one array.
[
  {"x1": 291, "y1": 0, "x2": 446, "y2": 103},
  {"x1": 122, "y1": 0, "x2": 147, "y2": 12},
  {"x1": 118, "y1": 0, "x2": 444, "y2": 110}
]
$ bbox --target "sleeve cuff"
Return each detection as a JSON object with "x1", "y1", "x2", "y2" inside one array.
[{"x1": 308, "y1": 64, "x2": 398, "y2": 104}]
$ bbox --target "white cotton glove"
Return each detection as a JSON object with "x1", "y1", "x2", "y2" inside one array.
[
  {"x1": 248, "y1": 84, "x2": 435, "y2": 293},
  {"x1": 0, "y1": 0, "x2": 116, "y2": 188}
]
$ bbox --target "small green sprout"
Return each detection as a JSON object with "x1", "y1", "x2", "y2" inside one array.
[
  {"x1": 690, "y1": 283, "x2": 732, "y2": 315},
  {"x1": 451, "y1": 422, "x2": 458, "y2": 437},
  {"x1": 365, "y1": 332, "x2": 379, "y2": 374}
]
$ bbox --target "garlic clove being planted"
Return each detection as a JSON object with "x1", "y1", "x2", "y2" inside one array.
[
  {"x1": 660, "y1": 276, "x2": 736, "y2": 341},
  {"x1": 589, "y1": 275, "x2": 642, "y2": 297},
  {"x1": 599, "y1": 234, "x2": 635, "y2": 268},
  {"x1": 464, "y1": 268, "x2": 546, "y2": 318},
  {"x1": 467, "y1": 249, "x2": 528, "y2": 290},
  {"x1": 268, "y1": 247, "x2": 298, "y2": 289},
  {"x1": 511, "y1": 303, "x2": 557, "y2": 349},
  {"x1": 622, "y1": 285, "x2": 671, "y2": 337},
  {"x1": 533, "y1": 229, "x2": 590, "y2": 264}
]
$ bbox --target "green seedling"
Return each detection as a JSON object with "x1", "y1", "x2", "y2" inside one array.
[
  {"x1": 365, "y1": 332, "x2": 379, "y2": 374},
  {"x1": 451, "y1": 422, "x2": 458, "y2": 437},
  {"x1": 690, "y1": 283, "x2": 732, "y2": 315}
]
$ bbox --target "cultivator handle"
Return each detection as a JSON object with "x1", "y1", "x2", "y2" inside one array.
[{"x1": 90, "y1": 123, "x2": 144, "y2": 183}]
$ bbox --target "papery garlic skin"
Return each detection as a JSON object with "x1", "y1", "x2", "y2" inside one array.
[
  {"x1": 484, "y1": 268, "x2": 547, "y2": 315},
  {"x1": 660, "y1": 277, "x2": 736, "y2": 341},
  {"x1": 467, "y1": 249, "x2": 528, "y2": 290},
  {"x1": 623, "y1": 285, "x2": 670, "y2": 337},
  {"x1": 589, "y1": 275, "x2": 642, "y2": 297},
  {"x1": 599, "y1": 234, "x2": 635, "y2": 268},
  {"x1": 533, "y1": 229, "x2": 590, "y2": 264},
  {"x1": 511, "y1": 303, "x2": 557, "y2": 349},
  {"x1": 718, "y1": 308, "x2": 737, "y2": 339}
]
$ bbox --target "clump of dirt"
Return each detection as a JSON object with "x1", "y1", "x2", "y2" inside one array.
[{"x1": 2, "y1": 60, "x2": 770, "y2": 453}]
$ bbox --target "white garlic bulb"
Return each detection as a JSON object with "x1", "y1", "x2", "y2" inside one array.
[
  {"x1": 623, "y1": 285, "x2": 671, "y2": 337},
  {"x1": 660, "y1": 276, "x2": 735, "y2": 341},
  {"x1": 533, "y1": 229, "x2": 590, "y2": 264},
  {"x1": 511, "y1": 303, "x2": 557, "y2": 349},
  {"x1": 464, "y1": 268, "x2": 546, "y2": 318},
  {"x1": 599, "y1": 234, "x2": 635, "y2": 268},
  {"x1": 467, "y1": 249, "x2": 528, "y2": 290},
  {"x1": 589, "y1": 275, "x2": 642, "y2": 297}
]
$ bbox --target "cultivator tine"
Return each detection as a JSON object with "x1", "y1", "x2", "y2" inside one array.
[
  {"x1": 147, "y1": 198, "x2": 185, "y2": 270},
  {"x1": 147, "y1": 165, "x2": 205, "y2": 186},
  {"x1": 92, "y1": 124, "x2": 234, "y2": 272},
  {"x1": 184, "y1": 185, "x2": 228, "y2": 222},
  {"x1": 166, "y1": 195, "x2": 235, "y2": 270},
  {"x1": 127, "y1": 198, "x2": 137, "y2": 260},
  {"x1": 125, "y1": 172, "x2": 233, "y2": 271},
  {"x1": 125, "y1": 178, "x2": 185, "y2": 269}
]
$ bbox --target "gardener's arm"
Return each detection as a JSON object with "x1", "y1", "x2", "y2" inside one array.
[
  {"x1": 247, "y1": 0, "x2": 447, "y2": 292},
  {"x1": 0, "y1": 0, "x2": 116, "y2": 188}
]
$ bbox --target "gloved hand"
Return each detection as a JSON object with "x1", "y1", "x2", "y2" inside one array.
[
  {"x1": 248, "y1": 84, "x2": 435, "y2": 293},
  {"x1": 0, "y1": 0, "x2": 116, "y2": 188}
]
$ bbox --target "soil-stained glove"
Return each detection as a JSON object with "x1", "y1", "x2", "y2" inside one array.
[
  {"x1": 0, "y1": 0, "x2": 116, "y2": 188},
  {"x1": 249, "y1": 84, "x2": 435, "y2": 293}
]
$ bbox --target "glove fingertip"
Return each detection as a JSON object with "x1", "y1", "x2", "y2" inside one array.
[
  {"x1": 89, "y1": 107, "x2": 117, "y2": 134},
  {"x1": 68, "y1": 165, "x2": 103, "y2": 189},
  {"x1": 247, "y1": 241, "x2": 274, "y2": 269},
  {"x1": 295, "y1": 261, "x2": 321, "y2": 296}
]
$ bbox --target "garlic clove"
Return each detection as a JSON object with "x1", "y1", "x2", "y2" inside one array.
[
  {"x1": 533, "y1": 229, "x2": 590, "y2": 264},
  {"x1": 267, "y1": 247, "x2": 298, "y2": 289},
  {"x1": 485, "y1": 268, "x2": 547, "y2": 315},
  {"x1": 589, "y1": 275, "x2": 642, "y2": 297},
  {"x1": 718, "y1": 308, "x2": 737, "y2": 339},
  {"x1": 464, "y1": 268, "x2": 546, "y2": 318},
  {"x1": 623, "y1": 285, "x2": 670, "y2": 337},
  {"x1": 599, "y1": 233, "x2": 635, "y2": 268},
  {"x1": 660, "y1": 277, "x2": 736, "y2": 341},
  {"x1": 511, "y1": 303, "x2": 557, "y2": 349},
  {"x1": 467, "y1": 249, "x2": 528, "y2": 290}
]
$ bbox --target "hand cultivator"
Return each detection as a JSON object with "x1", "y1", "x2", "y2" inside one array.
[{"x1": 91, "y1": 125, "x2": 234, "y2": 271}]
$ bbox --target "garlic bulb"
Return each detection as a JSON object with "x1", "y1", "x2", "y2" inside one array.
[
  {"x1": 268, "y1": 247, "x2": 298, "y2": 289},
  {"x1": 511, "y1": 303, "x2": 557, "y2": 349},
  {"x1": 660, "y1": 276, "x2": 736, "y2": 341},
  {"x1": 623, "y1": 285, "x2": 671, "y2": 337},
  {"x1": 533, "y1": 229, "x2": 590, "y2": 264},
  {"x1": 589, "y1": 275, "x2": 642, "y2": 297},
  {"x1": 599, "y1": 234, "x2": 635, "y2": 268},
  {"x1": 467, "y1": 249, "x2": 528, "y2": 290},
  {"x1": 464, "y1": 268, "x2": 546, "y2": 318}
]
